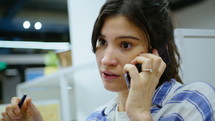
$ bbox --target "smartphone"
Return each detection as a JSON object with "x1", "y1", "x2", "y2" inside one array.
[{"x1": 124, "y1": 64, "x2": 142, "y2": 89}]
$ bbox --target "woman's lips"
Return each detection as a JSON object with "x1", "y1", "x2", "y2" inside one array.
[{"x1": 102, "y1": 70, "x2": 120, "y2": 80}]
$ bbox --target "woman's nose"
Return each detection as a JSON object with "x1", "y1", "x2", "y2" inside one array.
[{"x1": 101, "y1": 47, "x2": 117, "y2": 66}]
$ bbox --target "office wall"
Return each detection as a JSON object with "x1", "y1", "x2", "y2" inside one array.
[
  {"x1": 175, "y1": 29, "x2": 215, "y2": 86},
  {"x1": 67, "y1": 0, "x2": 115, "y2": 120},
  {"x1": 174, "y1": 0, "x2": 215, "y2": 29}
]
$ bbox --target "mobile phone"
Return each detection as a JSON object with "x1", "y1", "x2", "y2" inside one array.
[{"x1": 124, "y1": 64, "x2": 142, "y2": 89}]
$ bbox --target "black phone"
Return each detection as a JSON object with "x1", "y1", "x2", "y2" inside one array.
[{"x1": 124, "y1": 64, "x2": 142, "y2": 89}]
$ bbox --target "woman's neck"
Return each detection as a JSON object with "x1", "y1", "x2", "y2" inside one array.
[{"x1": 117, "y1": 91, "x2": 129, "y2": 112}]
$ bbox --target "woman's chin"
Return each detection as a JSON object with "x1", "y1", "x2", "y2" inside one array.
[{"x1": 103, "y1": 83, "x2": 128, "y2": 92}]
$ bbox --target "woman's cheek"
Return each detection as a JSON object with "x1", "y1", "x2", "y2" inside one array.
[{"x1": 96, "y1": 51, "x2": 104, "y2": 66}]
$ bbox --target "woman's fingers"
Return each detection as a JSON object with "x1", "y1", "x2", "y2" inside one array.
[
  {"x1": 2, "y1": 105, "x2": 21, "y2": 121},
  {"x1": 131, "y1": 49, "x2": 166, "y2": 75},
  {"x1": 1, "y1": 97, "x2": 23, "y2": 121},
  {"x1": 141, "y1": 49, "x2": 166, "y2": 76},
  {"x1": 23, "y1": 97, "x2": 44, "y2": 121},
  {"x1": 11, "y1": 97, "x2": 21, "y2": 114},
  {"x1": 6, "y1": 105, "x2": 20, "y2": 120},
  {"x1": 124, "y1": 64, "x2": 141, "y2": 82},
  {"x1": 1, "y1": 97, "x2": 43, "y2": 121},
  {"x1": 152, "y1": 48, "x2": 159, "y2": 56},
  {"x1": 1, "y1": 112, "x2": 11, "y2": 121},
  {"x1": 124, "y1": 49, "x2": 167, "y2": 90},
  {"x1": 151, "y1": 49, "x2": 167, "y2": 74}
]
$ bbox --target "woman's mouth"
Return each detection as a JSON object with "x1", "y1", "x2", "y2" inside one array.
[{"x1": 102, "y1": 70, "x2": 120, "y2": 80}]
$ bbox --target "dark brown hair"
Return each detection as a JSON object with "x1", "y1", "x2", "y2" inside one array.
[{"x1": 91, "y1": 0, "x2": 182, "y2": 87}]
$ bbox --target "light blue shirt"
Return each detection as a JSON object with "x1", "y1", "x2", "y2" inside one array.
[{"x1": 86, "y1": 79, "x2": 215, "y2": 121}]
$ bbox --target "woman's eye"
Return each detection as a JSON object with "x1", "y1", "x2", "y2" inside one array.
[
  {"x1": 97, "y1": 38, "x2": 107, "y2": 46},
  {"x1": 121, "y1": 42, "x2": 132, "y2": 49}
]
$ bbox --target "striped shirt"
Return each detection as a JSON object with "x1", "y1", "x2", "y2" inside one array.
[{"x1": 86, "y1": 79, "x2": 215, "y2": 121}]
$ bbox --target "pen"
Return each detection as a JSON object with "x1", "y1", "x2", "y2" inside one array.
[{"x1": 18, "y1": 94, "x2": 27, "y2": 108}]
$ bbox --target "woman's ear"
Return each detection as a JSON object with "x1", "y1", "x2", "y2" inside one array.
[
  {"x1": 152, "y1": 49, "x2": 159, "y2": 55},
  {"x1": 157, "y1": 44, "x2": 170, "y2": 65}
]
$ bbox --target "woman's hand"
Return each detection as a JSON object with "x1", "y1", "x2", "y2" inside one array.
[
  {"x1": 1, "y1": 97, "x2": 43, "y2": 121},
  {"x1": 123, "y1": 49, "x2": 166, "y2": 121}
]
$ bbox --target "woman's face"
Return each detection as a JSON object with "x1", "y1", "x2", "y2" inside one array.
[{"x1": 95, "y1": 15, "x2": 149, "y2": 92}]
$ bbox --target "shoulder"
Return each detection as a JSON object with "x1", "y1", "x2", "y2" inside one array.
[
  {"x1": 177, "y1": 81, "x2": 215, "y2": 92},
  {"x1": 157, "y1": 81, "x2": 215, "y2": 121},
  {"x1": 171, "y1": 81, "x2": 215, "y2": 110},
  {"x1": 173, "y1": 81, "x2": 215, "y2": 102},
  {"x1": 86, "y1": 96, "x2": 118, "y2": 121},
  {"x1": 152, "y1": 78, "x2": 183, "y2": 106}
]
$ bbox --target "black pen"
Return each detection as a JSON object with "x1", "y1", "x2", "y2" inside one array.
[{"x1": 18, "y1": 94, "x2": 27, "y2": 108}]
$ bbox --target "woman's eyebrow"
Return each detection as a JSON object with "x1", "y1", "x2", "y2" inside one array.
[
  {"x1": 116, "y1": 36, "x2": 140, "y2": 41},
  {"x1": 99, "y1": 34, "x2": 140, "y2": 41},
  {"x1": 98, "y1": 34, "x2": 105, "y2": 38}
]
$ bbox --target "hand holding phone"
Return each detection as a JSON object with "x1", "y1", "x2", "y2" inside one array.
[
  {"x1": 124, "y1": 64, "x2": 142, "y2": 89},
  {"x1": 124, "y1": 47, "x2": 169, "y2": 89}
]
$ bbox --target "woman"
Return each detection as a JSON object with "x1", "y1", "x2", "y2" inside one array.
[
  {"x1": 87, "y1": 0, "x2": 215, "y2": 120},
  {"x1": 1, "y1": 0, "x2": 215, "y2": 121}
]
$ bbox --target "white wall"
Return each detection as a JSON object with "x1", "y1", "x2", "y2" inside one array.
[
  {"x1": 68, "y1": 0, "x2": 105, "y2": 66},
  {"x1": 67, "y1": 0, "x2": 115, "y2": 120},
  {"x1": 175, "y1": 29, "x2": 215, "y2": 86}
]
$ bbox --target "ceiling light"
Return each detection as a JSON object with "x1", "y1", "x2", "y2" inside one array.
[
  {"x1": 34, "y1": 22, "x2": 42, "y2": 30},
  {"x1": 23, "y1": 21, "x2": 31, "y2": 29}
]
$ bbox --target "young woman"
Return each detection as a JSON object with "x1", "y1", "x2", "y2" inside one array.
[
  {"x1": 87, "y1": 0, "x2": 215, "y2": 120},
  {"x1": 1, "y1": 0, "x2": 215, "y2": 121}
]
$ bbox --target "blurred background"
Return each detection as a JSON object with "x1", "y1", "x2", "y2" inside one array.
[
  {"x1": 0, "y1": 0, "x2": 215, "y2": 120},
  {"x1": 0, "y1": 0, "x2": 69, "y2": 102}
]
